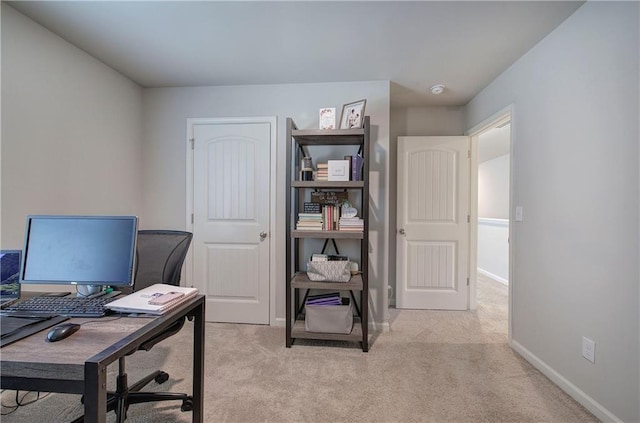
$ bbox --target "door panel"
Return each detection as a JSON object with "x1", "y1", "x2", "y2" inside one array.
[
  {"x1": 397, "y1": 136, "x2": 470, "y2": 310},
  {"x1": 193, "y1": 122, "x2": 271, "y2": 324}
]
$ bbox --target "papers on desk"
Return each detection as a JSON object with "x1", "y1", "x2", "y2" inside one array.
[{"x1": 105, "y1": 284, "x2": 198, "y2": 315}]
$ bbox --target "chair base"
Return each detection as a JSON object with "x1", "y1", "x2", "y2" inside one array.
[{"x1": 71, "y1": 369, "x2": 192, "y2": 423}]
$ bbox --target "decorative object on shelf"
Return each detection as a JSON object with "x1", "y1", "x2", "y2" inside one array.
[
  {"x1": 340, "y1": 99, "x2": 366, "y2": 129},
  {"x1": 304, "y1": 202, "x2": 322, "y2": 213},
  {"x1": 310, "y1": 191, "x2": 348, "y2": 205},
  {"x1": 341, "y1": 203, "x2": 358, "y2": 218},
  {"x1": 328, "y1": 159, "x2": 350, "y2": 181},
  {"x1": 301, "y1": 156, "x2": 313, "y2": 170},
  {"x1": 343, "y1": 155, "x2": 353, "y2": 176},
  {"x1": 319, "y1": 107, "x2": 336, "y2": 130},
  {"x1": 306, "y1": 260, "x2": 351, "y2": 282}
]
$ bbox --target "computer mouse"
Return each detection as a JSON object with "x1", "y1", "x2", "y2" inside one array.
[{"x1": 46, "y1": 323, "x2": 81, "y2": 342}]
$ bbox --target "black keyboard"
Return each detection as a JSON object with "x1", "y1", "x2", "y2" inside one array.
[{"x1": 3, "y1": 295, "x2": 116, "y2": 317}]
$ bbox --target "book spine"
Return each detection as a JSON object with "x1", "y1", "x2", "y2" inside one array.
[{"x1": 352, "y1": 155, "x2": 364, "y2": 181}]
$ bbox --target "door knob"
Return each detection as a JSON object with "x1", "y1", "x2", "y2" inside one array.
[
  {"x1": 260, "y1": 231, "x2": 268, "y2": 240},
  {"x1": 399, "y1": 229, "x2": 405, "y2": 235}
]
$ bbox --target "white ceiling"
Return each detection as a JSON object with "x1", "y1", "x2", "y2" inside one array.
[{"x1": 7, "y1": 1, "x2": 584, "y2": 108}]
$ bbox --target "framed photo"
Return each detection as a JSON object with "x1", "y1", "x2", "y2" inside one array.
[
  {"x1": 328, "y1": 160, "x2": 350, "y2": 181},
  {"x1": 339, "y1": 99, "x2": 366, "y2": 129},
  {"x1": 319, "y1": 107, "x2": 336, "y2": 130}
]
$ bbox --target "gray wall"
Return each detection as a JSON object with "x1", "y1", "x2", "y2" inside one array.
[
  {"x1": 1, "y1": 5, "x2": 143, "y2": 250},
  {"x1": 478, "y1": 154, "x2": 509, "y2": 219},
  {"x1": 465, "y1": 2, "x2": 639, "y2": 421},
  {"x1": 142, "y1": 83, "x2": 390, "y2": 325}
]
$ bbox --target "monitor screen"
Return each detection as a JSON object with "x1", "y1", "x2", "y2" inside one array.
[
  {"x1": 20, "y1": 215, "x2": 138, "y2": 287},
  {"x1": 1, "y1": 250, "x2": 21, "y2": 297}
]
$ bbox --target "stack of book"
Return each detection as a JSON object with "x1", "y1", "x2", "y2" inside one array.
[
  {"x1": 305, "y1": 292, "x2": 342, "y2": 306},
  {"x1": 339, "y1": 216, "x2": 364, "y2": 232},
  {"x1": 322, "y1": 204, "x2": 341, "y2": 231},
  {"x1": 316, "y1": 163, "x2": 328, "y2": 181},
  {"x1": 296, "y1": 213, "x2": 323, "y2": 231}
]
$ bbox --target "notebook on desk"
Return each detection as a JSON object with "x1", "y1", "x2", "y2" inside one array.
[
  {"x1": 0, "y1": 250, "x2": 21, "y2": 309},
  {"x1": 106, "y1": 284, "x2": 198, "y2": 315}
]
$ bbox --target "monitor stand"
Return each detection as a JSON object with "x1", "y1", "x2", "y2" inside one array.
[{"x1": 76, "y1": 284, "x2": 103, "y2": 297}]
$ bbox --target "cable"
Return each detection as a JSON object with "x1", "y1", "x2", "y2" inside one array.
[
  {"x1": 1, "y1": 390, "x2": 51, "y2": 416},
  {"x1": 80, "y1": 315, "x2": 124, "y2": 326}
]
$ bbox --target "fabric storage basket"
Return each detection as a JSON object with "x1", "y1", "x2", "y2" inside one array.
[
  {"x1": 305, "y1": 302, "x2": 353, "y2": 334},
  {"x1": 306, "y1": 261, "x2": 351, "y2": 282}
]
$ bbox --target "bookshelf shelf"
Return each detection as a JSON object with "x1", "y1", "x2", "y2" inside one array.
[
  {"x1": 285, "y1": 116, "x2": 370, "y2": 352},
  {"x1": 291, "y1": 272, "x2": 363, "y2": 290},
  {"x1": 291, "y1": 318, "x2": 363, "y2": 342},
  {"x1": 291, "y1": 230, "x2": 364, "y2": 239},
  {"x1": 291, "y1": 181, "x2": 364, "y2": 189}
]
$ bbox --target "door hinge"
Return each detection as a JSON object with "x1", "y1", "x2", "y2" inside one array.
[
  {"x1": 467, "y1": 215, "x2": 470, "y2": 223},
  {"x1": 467, "y1": 277, "x2": 470, "y2": 286},
  {"x1": 191, "y1": 213, "x2": 194, "y2": 224},
  {"x1": 190, "y1": 138, "x2": 194, "y2": 150},
  {"x1": 468, "y1": 150, "x2": 471, "y2": 159}
]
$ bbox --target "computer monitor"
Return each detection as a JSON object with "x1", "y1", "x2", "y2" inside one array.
[{"x1": 20, "y1": 215, "x2": 138, "y2": 294}]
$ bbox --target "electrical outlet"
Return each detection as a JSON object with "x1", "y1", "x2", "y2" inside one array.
[{"x1": 582, "y1": 337, "x2": 595, "y2": 363}]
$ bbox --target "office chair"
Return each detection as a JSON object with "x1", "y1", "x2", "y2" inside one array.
[{"x1": 73, "y1": 230, "x2": 194, "y2": 423}]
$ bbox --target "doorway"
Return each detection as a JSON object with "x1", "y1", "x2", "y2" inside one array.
[{"x1": 468, "y1": 108, "x2": 513, "y2": 338}]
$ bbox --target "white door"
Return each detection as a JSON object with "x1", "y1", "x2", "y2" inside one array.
[
  {"x1": 191, "y1": 119, "x2": 273, "y2": 324},
  {"x1": 396, "y1": 136, "x2": 470, "y2": 310}
]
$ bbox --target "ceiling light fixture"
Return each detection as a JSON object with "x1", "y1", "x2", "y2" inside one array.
[{"x1": 429, "y1": 84, "x2": 445, "y2": 95}]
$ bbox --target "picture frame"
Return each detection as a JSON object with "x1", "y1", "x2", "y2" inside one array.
[
  {"x1": 339, "y1": 99, "x2": 366, "y2": 129},
  {"x1": 327, "y1": 160, "x2": 350, "y2": 181},
  {"x1": 319, "y1": 107, "x2": 336, "y2": 130}
]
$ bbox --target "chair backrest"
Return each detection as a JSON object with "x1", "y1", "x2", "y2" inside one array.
[{"x1": 134, "y1": 230, "x2": 193, "y2": 292}]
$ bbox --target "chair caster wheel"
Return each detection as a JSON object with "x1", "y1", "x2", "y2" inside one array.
[
  {"x1": 154, "y1": 371, "x2": 169, "y2": 384},
  {"x1": 181, "y1": 398, "x2": 194, "y2": 412}
]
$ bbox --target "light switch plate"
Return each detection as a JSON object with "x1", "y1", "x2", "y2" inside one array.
[{"x1": 515, "y1": 206, "x2": 523, "y2": 222}]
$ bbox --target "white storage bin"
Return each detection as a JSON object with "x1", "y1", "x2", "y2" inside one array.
[{"x1": 305, "y1": 302, "x2": 353, "y2": 334}]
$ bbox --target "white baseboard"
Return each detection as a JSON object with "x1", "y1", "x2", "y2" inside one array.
[
  {"x1": 370, "y1": 320, "x2": 390, "y2": 333},
  {"x1": 477, "y1": 268, "x2": 509, "y2": 286},
  {"x1": 510, "y1": 339, "x2": 622, "y2": 423}
]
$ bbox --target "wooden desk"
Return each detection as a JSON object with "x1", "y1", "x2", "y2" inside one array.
[{"x1": 0, "y1": 295, "x2": 205, "y2": 423}]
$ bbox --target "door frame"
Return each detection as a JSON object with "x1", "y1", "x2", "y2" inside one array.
[
  {"x1": 465, "y1": 105, "x2": 514, "y2": 341},
  {"x1": 185, "y1": 116, "x2": 278, "y2": 325}
]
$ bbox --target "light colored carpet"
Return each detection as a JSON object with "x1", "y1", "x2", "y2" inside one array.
[{"x1": 2, "y1": 276, "x2": 597, "y2": 422}]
